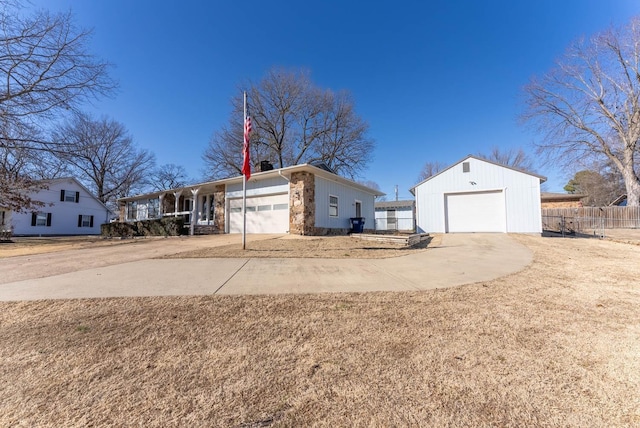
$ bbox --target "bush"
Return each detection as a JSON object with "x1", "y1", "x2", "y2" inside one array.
[{"x1": 101, "y1": 217, "x2": 185, "y2": 237}]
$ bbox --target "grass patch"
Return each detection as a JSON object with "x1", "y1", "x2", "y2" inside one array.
[{"x1": 1, "y1": 235, "x2": 639, "y2": 426}]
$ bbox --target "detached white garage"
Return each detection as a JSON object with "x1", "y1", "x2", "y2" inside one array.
[{"x1": 411, "y1": 155, "x2": 545, "y2": 234}]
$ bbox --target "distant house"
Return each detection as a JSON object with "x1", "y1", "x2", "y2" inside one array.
[
  {"x1": 374, "y1": 200, "x2": 415, "y2": 232},
  {"x1": 117, "y1": 163, "x2": 384, "y2": 236},
  {"x1": 1, "y1": 177, "x2": 111, "y2": 236},
  {"x1": 541, "y1": 192, "x2": 585, "y2": 208},
  {"x1": 410, "y1": 155, "x2": 546, "y2": 234},
  {"x1": 609, "y1": 194, "x2": 627, "y2": 206}
]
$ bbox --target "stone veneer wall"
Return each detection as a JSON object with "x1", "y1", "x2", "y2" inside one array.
[
  {"x1": 214, "y1": 185, "x2": 225, "y2": 231},
  {"x1": 289, "y1": 171, "x2": 316, "y2": 235}
]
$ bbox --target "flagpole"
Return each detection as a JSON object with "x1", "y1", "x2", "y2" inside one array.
[{"x1": 242, "y1": 91, "x2": 247, "y2": 250}]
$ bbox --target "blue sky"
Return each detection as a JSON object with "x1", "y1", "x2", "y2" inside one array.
[{"x1": 31, "y1": 0, "x2": 640, "y2": 199}]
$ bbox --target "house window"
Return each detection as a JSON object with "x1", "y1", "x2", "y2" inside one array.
[
  {"x1": 78, "y1": 215, "x2": 94, "y2": 228},
  {"x1": 208, "y1": 195, "x2": 215, "y2": 219},
  {"x1": 127, "y1": 201, "x2": 137, "y2": 220},
  {"x1": 0, "y1": 211, "x2": 5, "y2": 227},
  {"x1": 148, "y1": 198, "x2": 160, "y2": 218},
  {"x1": 31, "y1": 212, "x2": 52, "y2": 227},
  {"x1": 355, "y1": 200, "x2": 362, "y2": 217},
  {"x1": 329, "y1": 195, "x2": 338, "y2": 217},
  {"x1": 60, "y1": 189, "x2": 80, "y2": 203},
  {"x1": 462, "y1": 162, "x2": 470, "y2": 173}
]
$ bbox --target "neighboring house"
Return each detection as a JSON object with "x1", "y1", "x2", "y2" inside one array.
[
  {"x1": 541, "y1": 192, "x2": 585, "y2": 208},
  {"x1": 117, "y1": 163, "x2": 384, "y2": 236},
  {"x1": 374, "y1": 200, "x2": 415, "y2": 232},
  {"x1": 410, "y1": 155, "x2": 546, "y2": 234},
  {"x1": 1, "y1": 177, "x2": 111, "y2": 236},
  {"x1": 609, "y1": 194, "x2": 627, "y2": 206}
]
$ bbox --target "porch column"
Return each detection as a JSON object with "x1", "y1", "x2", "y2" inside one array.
[
  {"x1": 190, "y1": 188, "x2": 200, "y2": 236},
  {"x1": 173, "y1": 190, "x2": 183, "y2": 217},
  {"x1": 158, "y1": 193, "x2": 165, "y2": 218}
]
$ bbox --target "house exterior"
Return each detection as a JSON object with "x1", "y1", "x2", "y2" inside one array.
[
  {"x1": 374, "y1": 200, "x2": 415, "y2": 232},
  {"x1": 410, "y1": 155, "x2": 546, "y2": 234},
  {"x1": 541, "y1": 192, "x2": 585, "y2": 208},
  {"x1": 1, "y1": 177, "x2": 111, "y2": 236},
  {"x1": 117, "y1": 164, "x2": 384, "y2": 235}
]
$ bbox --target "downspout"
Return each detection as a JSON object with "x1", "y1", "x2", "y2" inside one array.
[{"x1": 278, "y1": 170, "x2": 290, "y2": 182}]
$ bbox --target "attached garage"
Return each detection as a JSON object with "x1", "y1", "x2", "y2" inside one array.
[
  {"x1": 228, "y1": 193, "x2": 289, "y2": 234},
  {"x1": 445, "y1": 190, "x2": 506, "y2": 233},
  {"x1": 411, "y1": 155, "x2": 545, "y2": 234}
]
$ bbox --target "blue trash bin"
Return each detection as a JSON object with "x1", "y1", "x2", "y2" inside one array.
[{"x1": 350, "y1": 217, "x2": 365, "y2": 233}]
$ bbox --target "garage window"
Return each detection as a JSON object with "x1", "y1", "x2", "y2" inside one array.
[
  {"x1": 273, "y1": 203, "x2": 288, "y2": 210},
  {"x1": 329, "y1": 195, "x2": 338, "y2": 217}
]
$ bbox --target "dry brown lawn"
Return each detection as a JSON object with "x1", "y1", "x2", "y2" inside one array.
[
  {"x1": 1, "y1": 234, "x2": 639, "y2": 427},
  {"x1": 163, "y1": 235, "x2": 436, "y2": 259}
]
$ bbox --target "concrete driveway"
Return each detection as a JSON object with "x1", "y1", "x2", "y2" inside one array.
[{"x1": 0, "y1": 233, "x2": 532, "y2": 301}]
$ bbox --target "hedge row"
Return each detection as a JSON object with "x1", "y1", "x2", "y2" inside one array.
[{"x1": 101, "y1": 217, "x2": 186, "y2": 237}]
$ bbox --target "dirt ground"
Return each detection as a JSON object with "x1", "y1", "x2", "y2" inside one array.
[{"x1": 1, "y1": 234, "x2": 639, "y2": 427}]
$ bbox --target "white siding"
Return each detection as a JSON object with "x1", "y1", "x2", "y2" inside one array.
[
  {"x1": 414, "y1": 157, "x2": 542, "y2": 234},
  {"x1": 226, "y1": 176, "x2": 289, "y2": 198},
  {"x1": 8, "y1": 178, "x2": 109, "y2": 236},
  {"x1": 315, "y1": 176, "x2": 376, "y2": 230}
]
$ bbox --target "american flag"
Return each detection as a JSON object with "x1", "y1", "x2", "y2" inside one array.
[{"x1": 242, "y1": 115, "x2": 252, "y2": 180}]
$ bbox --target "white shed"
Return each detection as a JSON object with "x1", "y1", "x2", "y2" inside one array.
[
  {"x1": 410, "y1": 155, "x2": 545, "y2": 234},
  {"x1": 374, "y1": 200, "x2": 415, "y2": 232}
]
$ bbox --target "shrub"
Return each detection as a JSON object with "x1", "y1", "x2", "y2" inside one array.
[{"x1": 101, "y1": 217, "x2": 185, "y2": 237}]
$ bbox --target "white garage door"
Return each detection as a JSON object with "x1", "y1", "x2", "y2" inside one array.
[
  {"x1": 445, "y1": 191, "x2": 505, "y2": 233},
  {"x1": 229, "y1": 193, "x2": 289, "y2": 234}
]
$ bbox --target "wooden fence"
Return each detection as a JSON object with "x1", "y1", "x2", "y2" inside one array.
[{"x1": 541, "y1": 206, "x2": 640, "y2": 233}]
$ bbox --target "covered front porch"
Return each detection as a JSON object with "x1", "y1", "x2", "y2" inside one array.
[{"x1": 120, "y1": 183, "x2": 226, "y2": 235}]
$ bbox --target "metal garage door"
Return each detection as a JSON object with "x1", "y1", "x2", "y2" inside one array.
[
  {"x1": 229, "y1": 193, "x2": 289, "y2": 233},
  {"x1": 445, "y1": 191, "x2": 505, "y2": 233}
]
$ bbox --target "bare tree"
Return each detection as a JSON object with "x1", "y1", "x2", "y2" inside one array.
[
  {"x1": 417, "y1": 161, "x2": 446, "y2": 182},
  {"x1": 358, "y1": 180, "x2": 386, "y2": 201},
  {"x1": 477, "y1": 147, "x2": 536, "y2": 172},
  {"x1": 0, "y1": 145, "x2": 46, "y2": 212},
  {"x1": 565, "y1": 165, "x2": 625, "y2": 206},
  {"x1": 523, "y1": 17, "x2": 640, "y2": 206},
  {"x1": 51, "y1": 113, "x2": 155, "y2": 209},
  {"x1": 203, "y1": 68, "x2": 374, "y2": 179},
  {"x1": 0, "y1": 2, "x2": 115, "y2": 210},
  {"x1": 151, "y1": 163, "x2": 189, "y2": 191}
]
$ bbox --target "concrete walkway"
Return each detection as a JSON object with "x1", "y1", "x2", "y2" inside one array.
[{"x1": 0, "y1": 234, "x2": 532, "y2": 301}]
